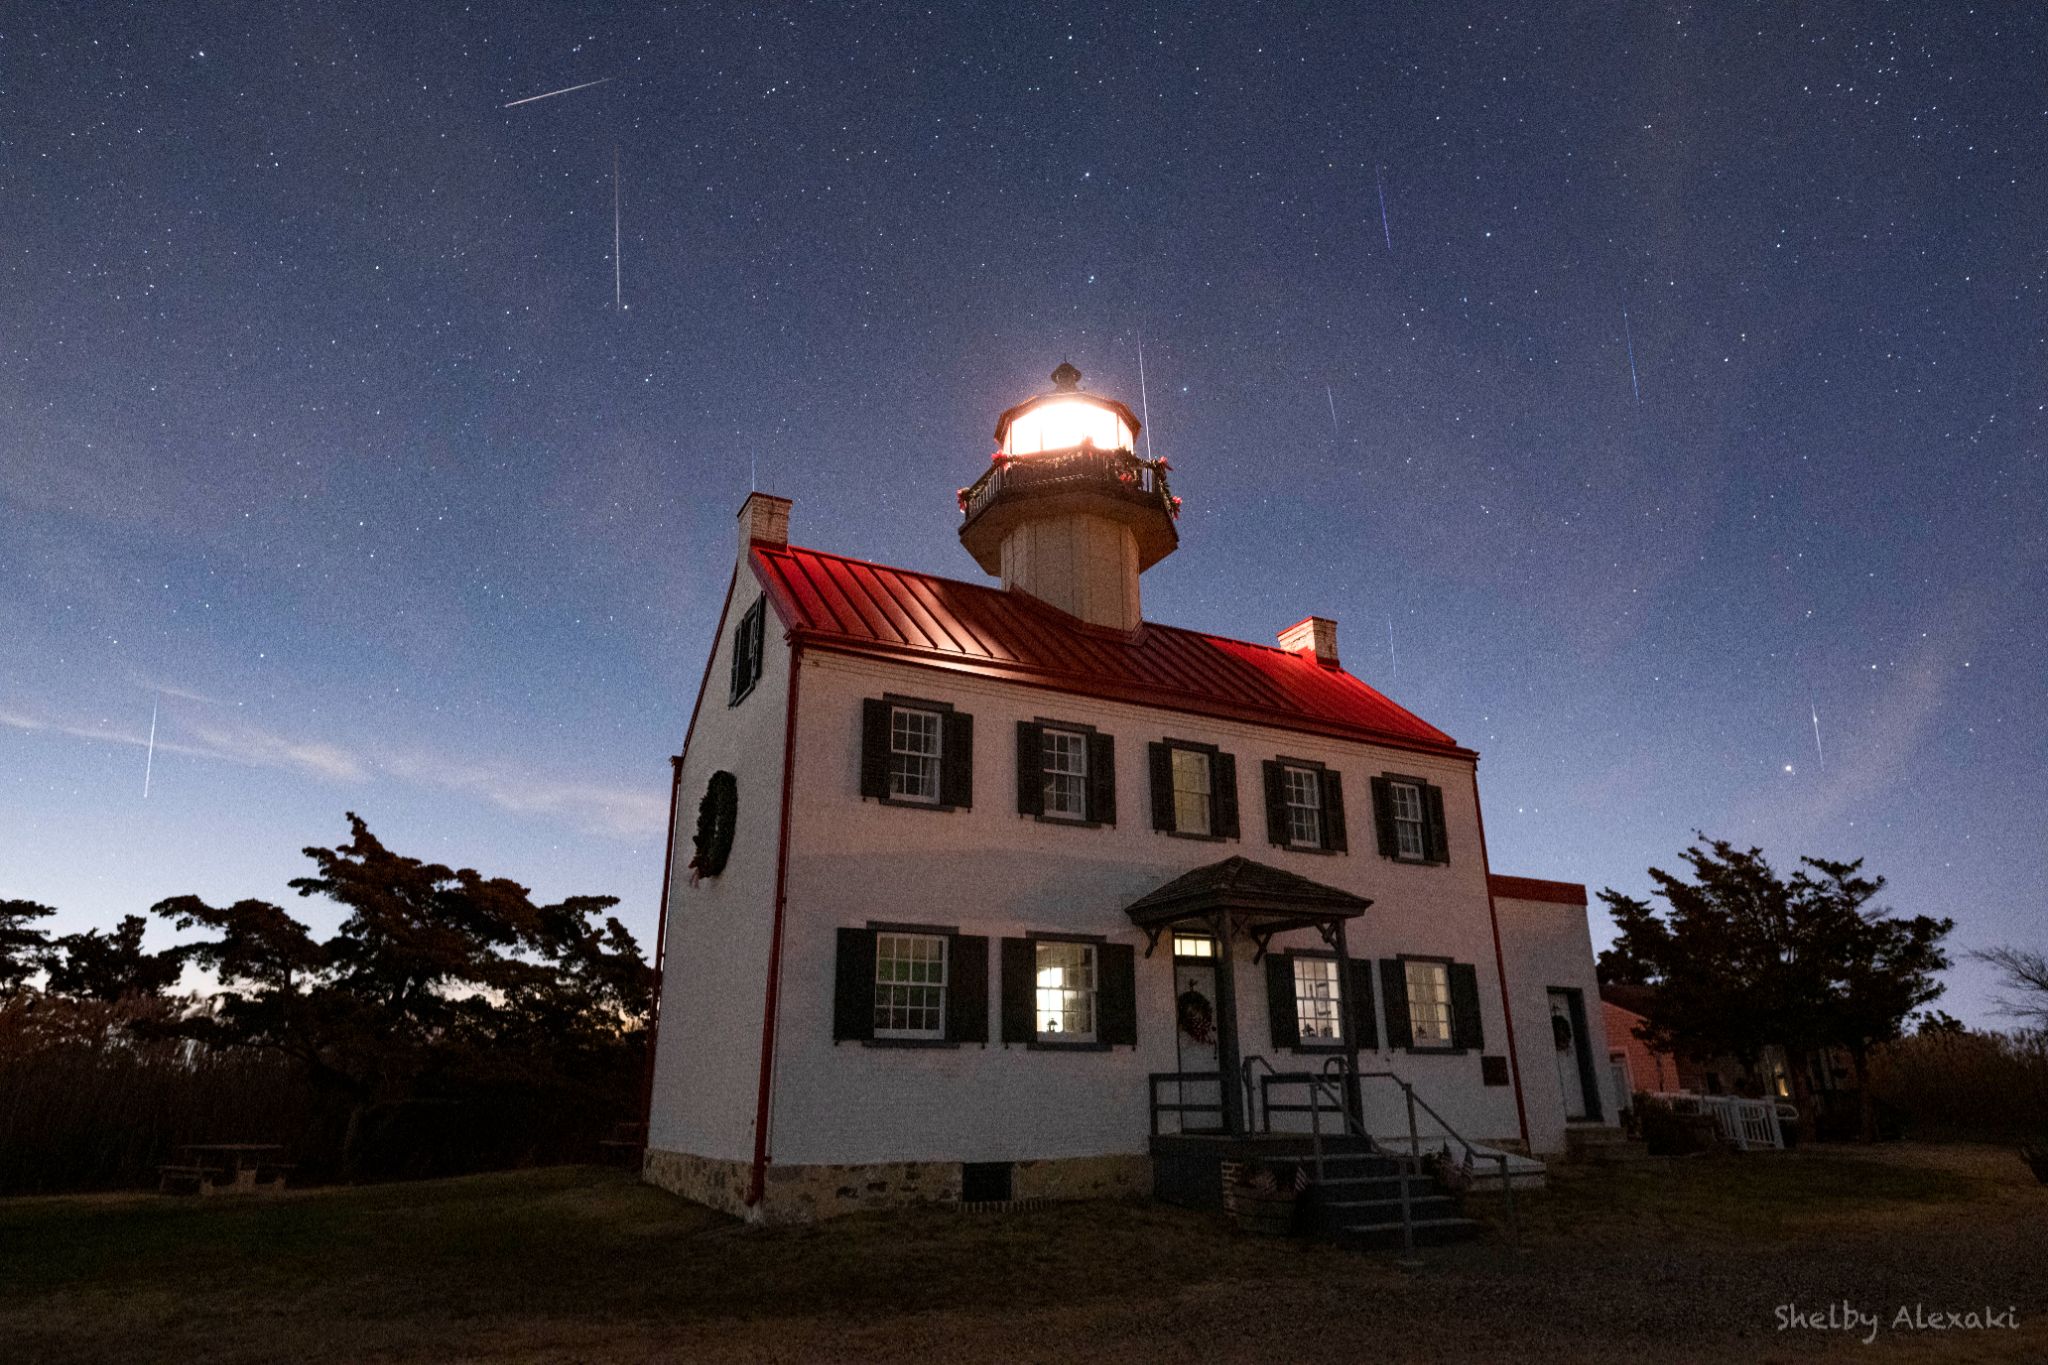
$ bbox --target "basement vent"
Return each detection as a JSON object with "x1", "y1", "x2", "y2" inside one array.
[{"x1": 960, "y1": 1161, "x2": 1015, "y2": 1204}]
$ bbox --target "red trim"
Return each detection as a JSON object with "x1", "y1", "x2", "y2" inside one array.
[
  {"x1": 1469, "y1": 769, "x2": 1530, "y2": 1150},
  {"x1": 745, "y1": 639, "x2": 805, "y2": 1208},
  {"x1": 1487, "y1": 874, "x2": 1588, "y2": 906}
]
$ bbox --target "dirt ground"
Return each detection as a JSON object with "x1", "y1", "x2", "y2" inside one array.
[{"x1": 3, "y1": 1142, "x2": 2043, "y2": 1363}]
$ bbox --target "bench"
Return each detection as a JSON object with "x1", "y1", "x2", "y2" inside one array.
[{"x1": 158, "y1": 1164, "x2": 223, "y2": 1195}]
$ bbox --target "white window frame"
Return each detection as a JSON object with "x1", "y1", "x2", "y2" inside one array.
[
  {"x1": 888, "y1": 705, "x2": 943, "y2": 804},
  {"x1": 1033, "y1": 939, "x2": 1098, "y2": 1043},
  {"x1": 1041, "y1": 728, "x2": 1089, "y2": 821},
  {"x1": 1293, "y1": 956, "x2": 1344, "y2": 1045},
  {"x1": 1405, "y1": 960, "x2": 1454, "y2": 1048},
  {"x1": 1283, "y1": 765, "x2": 1323, "y2": 848},
  {"x1": 1390, "y1": 780, "x2": 1427, "y2": 860},
  {"x1": 873, "y1": 932, "x2": 948, "y2": 1040},
  {"x1": 1170, "y1": 747, "x2": 1212, "y2": 835},
  {"x1": 1171, "y1": 933, "x2": 1215, "y2": 959}
]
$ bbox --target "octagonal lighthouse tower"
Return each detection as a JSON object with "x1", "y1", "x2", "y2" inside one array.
[{"x1": 956, "y1": 363, "x2": 1179, "y2": 632}]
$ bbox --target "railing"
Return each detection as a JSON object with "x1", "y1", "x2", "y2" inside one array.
[
  {"x1": 958, "y1": 446, "x2": 1176, "y2": 526},
  {"x1": 1356, "y1": 1067, "x2": 1520, "y2": 1255},
  {"x1": 1649, "y1": 1091, "x2": 1786, "y2": 1151},
  {"x1": 1148, "y1": 1071, "x2": 1224, "y2": 1137}
]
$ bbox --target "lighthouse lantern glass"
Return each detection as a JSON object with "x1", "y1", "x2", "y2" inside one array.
[{"x1": 1002, "y1": 399, "x2": 1132, "y2": 457}]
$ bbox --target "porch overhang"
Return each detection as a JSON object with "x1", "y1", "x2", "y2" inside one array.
[{"x1": 1124, "y1": 855, "x2": 1372, "y2": 962}]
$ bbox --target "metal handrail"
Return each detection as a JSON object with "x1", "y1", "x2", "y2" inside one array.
[
  {"x1": 1148, "y1": 1071, "x2": 1224, "y2": 1137},
  {"x1": 1355, "y1": 1069, "x2": 1519, "y2": 1247},
  {"x1": 1240, "y1": 1055, "x2": 1284, "y2": 1132}
]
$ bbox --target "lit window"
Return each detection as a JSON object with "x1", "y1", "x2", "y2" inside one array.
[
  {"x1": 889, "y1": 707, "x2": 942, "y2": 802},
  {"x1": 874, "y1": 933, "x2": 947, "y2": 1039},
  {"x1": 1171, "y1": 933, "x2": 1214, "y2": 959},
  {"x1": 1390, "y1": 781, "x2": 1426, "y2": 859},
  {"x1": 1034, "y1": 940, "x2": 1097, "y2": 1042},
  {"x1": 1042, "y1": 729, "x2": 1088, "y2": 819},
  {"x1": 1294, "y1": 957, "x2": 1343, "y2": 1044},
  {"x1": 1405, "y1": 961, "x2": 1454, "y2": 1047},
  {"x1": 1284, "y1": 766, "x2": 1322, "y2": 848},
  {"x1": 1171, "y1": 748, "x2": 1212, "y2": 835}
]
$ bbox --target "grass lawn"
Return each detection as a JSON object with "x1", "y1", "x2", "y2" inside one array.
[{"x1": 3, "y1": 1143, "x2": 2043, "y2": 1363}]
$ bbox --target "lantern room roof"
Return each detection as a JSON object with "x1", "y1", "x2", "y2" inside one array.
[
  {"x1": 993, "y1": 364, "x2": 1143, "y2": 446},
  {"x1": 746, "y1": 541, "x2": 1470, "y2": 758}
]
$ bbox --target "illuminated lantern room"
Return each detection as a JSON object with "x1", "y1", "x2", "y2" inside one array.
[{"x1": 958, "y1": 363, "x2": 1178, "y2": 632}]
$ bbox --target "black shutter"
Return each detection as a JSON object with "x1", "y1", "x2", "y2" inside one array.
[
  {"x1": 941, "y1": 710, "x2": 973, "y2": 809},
  {"x1": 948, "y1": 934, "x2": 989, "y2": 1044},
  {"x1": 1425, "y1": 783, "x2": 1450, "y2": 864},
  {"x1": 1148, "y1": 742, "x2": 1175, "y2": 831},
  {"x1": 1380, "y1": 959, "x2": 1414, "y2": 1050},
  {"x1": 728, "y1": 614, "x2": 742, "y2": 702},
  {"x1": 1566, "y1": 991, "x2": 1601, "y2": 1120},
  {"x1": 1346, "y1": 957, "x2": 1378, "y2": 1051},
  {"x1": 1087, "y1": 732, "x2": 1117, "y2": 825},
  {"x1": 833, "y1": 928, "x2": 877, "y2": 1042},
  {"x1": 1213, "y1": 751, "x2": 1240, "y2": 839},
  {"x1": 1449, "y1": 962, "x2": 1484, "y2": 1049},
  {"x1": 1370, "y1": 775, "x2": 1398, "y2": 857},
  {"x1": 1323, "y1": 770, "x2": 1348, "y2": 852},
  {"x1": 1098, "y1": 942, "x2": 1136, "y2": 1045},
  {"x1": 1016, "y1": 722, "x2": 1045, "y2": 816},
  {"x1": 859, "y1": 700, "x2": 891, "y2": 800},
  {"x1": 1266, "y1": 952, "x2": 1299, "y2": 1049},
  {"x1": 1262, "y1": 760, "x2": 1288, "y2": 846},
  {"x1": 1000, "y1": 937, "x2": 1035, "y2": 1044}
]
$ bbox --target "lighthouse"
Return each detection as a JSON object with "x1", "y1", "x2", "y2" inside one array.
[{"x1": 956, "y1": 363, "x2": 1178, "y2": 632}]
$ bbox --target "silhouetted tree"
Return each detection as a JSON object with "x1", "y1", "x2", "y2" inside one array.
[
  {"x1": 1972, "y1": 946, "x2": 2048, "y2": 1029},
  {"x1": 0, "y1": 899, "x2": 56, "y2": 997},
  {"x1": 44, "y1": 915, "x2": 187, "y2": 1002},
  {"x1": 1916, "y1": 1009, "x2": 1968, "y2": 1036},
  {"x1": 1601, "y1": 838, "x2": 1952, "y2": 1140},
  {"x1": 154, "y1": 813, "x2": 652, "y2": 1177}
]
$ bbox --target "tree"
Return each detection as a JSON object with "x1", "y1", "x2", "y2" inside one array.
[
  {"x1": 154, "y1": 814, "x2": 652, "y2": 1177},
  {"x1": 0, "y1": 899, "x2": 56, "y2": 997},
  {"x1": 1971, "y1": 946, "x2": 2048, "y2": 1029},
  {"x1": 1600, "y1": 837, "x2": 1952, "y2": 1140},
  {"x1": 44, "y1": 915, "x2": 187, "y2": 1001}
]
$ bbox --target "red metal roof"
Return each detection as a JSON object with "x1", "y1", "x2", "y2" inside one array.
[
  {"x1": 750, "y1": 542, "x2": 1468, "y2": 757},
  {"x1": 1488, "y1": 874, "x2": 1588, "y2": 906}
]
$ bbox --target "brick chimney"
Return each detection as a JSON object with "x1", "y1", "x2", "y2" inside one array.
[
  {"x1": 1277, "y1": 616, "x2": 1339, "y2": 667},
  {"x1": 737, "y1": 492, "x2": 791, "y2": 557}
]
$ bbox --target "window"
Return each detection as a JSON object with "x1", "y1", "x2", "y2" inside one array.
[
  {"x1": 1405, "y1": 960, "x2": 1454, "y2": 1047},
  {"x1": 1041, "y1": 728, "x2": 1088, "y2": 819},
  {"x1": 1171, "y1": 933, "x2": 1214, "y2": 958},
  {"x1": 1388, "y1": 781, "x2": 1426, "y2": 859},
  {"x1": 1171, "y1": 749, "x2": 1212, "y2": 835},
  {"x1": 728, "y1": 598, "x2": 765, "y2": 705},
  {"x1": 889, "y1": 706, "x2": 942, "y2": 803},
  {"x1": 873, "y1": 933, "x2": 947, "y2": 1039},
  {"x1": 1283, "y1": 765, "x2": 1322, "y2": 848},
  {"x1": 1034, "y1": 940, "x2": 1097, "y2": 1042},
  {"x1": 1293, "y1": 957, "x2": 1343, "y2": 1043}
]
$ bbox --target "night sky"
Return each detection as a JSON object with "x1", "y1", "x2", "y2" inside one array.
[{"x1": 3, "y1": 5, "x2": 2041, "y2": 1023}]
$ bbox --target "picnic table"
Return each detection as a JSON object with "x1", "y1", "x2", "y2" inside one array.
[{"x1": 159, "y1": 1144, "x2": 294, "y2": 1196}]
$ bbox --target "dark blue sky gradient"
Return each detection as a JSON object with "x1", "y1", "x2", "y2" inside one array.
[{"x1": 3, "y1": 5, "x2": 2041, "y2": 1022}]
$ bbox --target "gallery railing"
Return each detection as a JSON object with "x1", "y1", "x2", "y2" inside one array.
[{"x1": 958, "y1": 446, "x2": 1176, "y2": 527}]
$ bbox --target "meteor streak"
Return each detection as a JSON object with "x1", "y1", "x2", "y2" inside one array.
[
  {"x1": 1326, "y1": 384, "x2": 1339, "y2": 436},
  {"x1": 143, "y1": 698, "x2": 157, "y2": 798},
  {"x1": 1375, "y1": 166, "x2": 1392, "y2": 250},
  {"x1": 1810, "y1": 699, "x2": 1825, "y2": 772},
  {"x1": 1135, "y1": 327, "x2": 1155, "y2": 461},
  {"x1": 1623, "y1": 303, "x2": 1642, "y2": 403},
  {"x1": 613, "y1": 145, "x2": 623, "y2": 310},
  {"x1": 503, "y1": 76, "x2": 612, "y2": 109}
]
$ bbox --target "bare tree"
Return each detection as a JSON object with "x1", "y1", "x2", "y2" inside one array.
[{"x1": 1972, "y1": 946, "x2": 2048, "y2": 1028}]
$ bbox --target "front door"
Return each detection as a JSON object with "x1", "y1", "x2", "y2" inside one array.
[
  {"x1": 1549, "y1": 989, "x2": 1589, "y2": 1121},
  {"x1": 1174, "y1": 959, "x2": 1222, "y2": 1132}
]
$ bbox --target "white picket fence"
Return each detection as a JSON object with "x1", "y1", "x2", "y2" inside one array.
[{"x1": 1649, "y1": 1091, "x2": 1787, "y2": 1151}]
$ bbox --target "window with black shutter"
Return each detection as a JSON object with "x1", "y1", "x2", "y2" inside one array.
[
  {"x1": 859, "y1": 695, "x2": 971, "y2": 810},
  {"x1": 833, "y1": 924, "x2": 989, "y2": 1048},
  {"x1": 728, "y1": 598, "x2": 766, "y2": 706},
  {"x1": 1369, "y1": 773, "x2": 1451, "y2": 865},
  {"x1": 1262, "y1": 757, "x2": 1345, "y2": 852},
  {"x1": 1148, "y1": 739, "x2": 1238, "y2": 839},
  {"x1": 1017, "y1": 720, "x2": 1115, "y2": 825},
  {"x1": 999, "y1": 935, "x2": 1135, "y2": 1050},
  {"x1": 1381, "y1": 955, "x2": 1484, "y2": 1053}
]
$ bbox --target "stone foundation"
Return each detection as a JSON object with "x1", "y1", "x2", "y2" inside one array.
[{"x1": 642, "y1": 1149, "x2": 1154, "y2": 1223}]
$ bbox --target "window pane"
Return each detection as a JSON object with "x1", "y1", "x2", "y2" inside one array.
[
  {"x1": 1170, "y1": 749, "x2": 1211, "y2": 835},
  {"x1": 889, "y1": 708, "x2": 942, "y2": 802},
  {"x1": 1405, "y1": 961, "x2": 1453, "y2": 1047},
  {"x1": 1391, "y1": 781, "x2": 1426, "y2": 859},
  {"x1": 1285, "y1": 766, "x2": 1322, "y2": 847},
  {"x1": 1293, "y1": 957, "x2": 1343, "y2": 1043},
  {"x1": 1034, "y1": 940, "x2": 1097, "y2": 1042},
  {"x1": 1171, "y1": 933, "x2": 1214, "y2": 958},
  {"x1": 874, "y1": 933, "x2": 948, "y2": 1038},
  {"x1": 1042, "y1": 729, "x2": 1088, "y2": 819}
]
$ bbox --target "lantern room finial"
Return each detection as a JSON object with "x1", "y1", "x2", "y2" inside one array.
[{"x1": 1050, "y1": 361, "x2": 1083, "y2": 393}]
